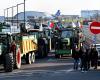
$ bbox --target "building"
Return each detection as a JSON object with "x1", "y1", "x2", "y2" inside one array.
[
  {"x1": 81, "y1": 10, "x2": 100, "y2": 21},
  {"x1": 13, "y1": 11, "x2": 53, "y2": 21},
  {"x1": 4, "y1": 11, "x2": 53, "y2": 27},
  {"x1": 61, "y1": 15, "x2": 79, "y2": 20}
]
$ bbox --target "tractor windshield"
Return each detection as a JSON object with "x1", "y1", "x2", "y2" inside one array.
[
  {"x1": 0, "y1": 34, "x2": 7, "y2": 43},
  {"x1": 61, "y1": 30, "x2": 73, "y2": 38},
  {"x1": 0, "y1": 34, "x2": 10, "y2": 45}
]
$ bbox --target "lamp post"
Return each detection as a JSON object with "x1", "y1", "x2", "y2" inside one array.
[
  {"x1": 17, "y1": 2, "x2": 25, "y2": 28},
  {"x1": 4, "y1": 9, "x2": 6, "y2": 23},
  {"x1": 24, "y1": 0, "x2": 25, "y2": 27},
  {"x1": 4, "y1": 0, "x2": 26, "y2": 29}
]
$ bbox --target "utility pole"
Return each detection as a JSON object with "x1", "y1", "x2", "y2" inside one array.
[
  {"x1": 4, "y1": 9, "x2": 5, "y2": 23},
  {"x1": 17, "y1": 4, "x2": 18, "y2": 28}
]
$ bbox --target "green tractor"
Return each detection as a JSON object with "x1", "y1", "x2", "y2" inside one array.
[
  {"x1": 28, "y1": 27, "x2": 50, "y2": 58},
  {"x1": 54, "y1": 28, "x2": 80, "y2": 58},
  {"x1": 0, "y1": 21, "x2": 39, "y2": 72},
  {"x1": 0, "y1": 33, "x2": 14, "y2": 72}
]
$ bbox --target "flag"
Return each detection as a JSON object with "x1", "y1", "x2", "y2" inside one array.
[
  {"x1": 50, "y1": 22, "x2": 54, "y2": 28},
  {"x1": 55, "y1": 22, "x2": 61, "y2": 30},
  {"x1": 79, "y1": 22, "x2": 83, "y2": 28},
  {"x1": 55, "y1": 24, "x2": 59, "y2": 30},
  {"x1": 39, "y1": 23, "x2": 43, "y2": 31},
  {"x1": 48, "y1": 22, "x2": 54, "y2": 29},
  {"x1": 72, "y1": 22, "x2": 76, "y2": 28},
  {"x1": 56, "y1": 22, "x2": 64, "y2": 29},
  {"x1": 76, "y1": 21, "x2": 83, "y2": 28}
]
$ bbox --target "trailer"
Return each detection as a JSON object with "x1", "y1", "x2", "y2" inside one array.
[{"x1": 0, "y1": 24, "x2": 38, "y2": 72}]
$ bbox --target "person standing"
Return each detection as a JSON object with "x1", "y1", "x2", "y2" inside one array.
[
  {"x1": 89, "y1": 45, "x2": 94, "y2": 67},
  {"x1": 79, "y1": 45, "x2": 84, "y2": 71},
  {"x1": 87, "y1": 46, "x2": 92, "y2": 70},
  {"x1": 91, "y1": 45, "x2": 98, "y2": 69},
  {"x1": 72, "y1": 45, "x2": 80, "y2": 70},
  {"x1": 79, "y1": 43, "x2": 88, "y2": 72}
]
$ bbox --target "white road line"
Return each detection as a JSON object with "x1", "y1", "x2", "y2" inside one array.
[
  {"x1": 58, "y1": 68, "x2": 74, "y2": 72},
  {"x1": 66, "y1": 68, "x2": 74, "y2": 72}
]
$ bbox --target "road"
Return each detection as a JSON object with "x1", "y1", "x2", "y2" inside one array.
[{"x1": 0, "y1": 54, "x2": 100, "y2": 80}]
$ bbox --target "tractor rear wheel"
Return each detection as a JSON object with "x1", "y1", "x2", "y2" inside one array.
[
  {"x1": 55, "y1": 54, "x2": 60, "y2": 58},
  {"x1": 14, "y1": 48, "x2": 21, "y2": 69}
]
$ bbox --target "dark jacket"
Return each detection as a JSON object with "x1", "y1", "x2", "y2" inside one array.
[
  {"x1": 72, "y1": 48, "x2": 80, "y2": 59},
  {"x1": 91, "y1": 48, "x2": 98, "y2": 60}
]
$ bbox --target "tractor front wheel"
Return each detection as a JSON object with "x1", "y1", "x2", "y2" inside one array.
[{"x1": 4, "y1": 53, "x2": 13, "y2": 72}]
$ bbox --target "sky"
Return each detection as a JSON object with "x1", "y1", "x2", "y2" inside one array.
[{"x1": 0, "y1": 0, "x2": 100, "y2": 16}]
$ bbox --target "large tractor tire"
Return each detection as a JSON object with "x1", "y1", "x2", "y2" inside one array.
[
  {"x1": 25, "y1": 53, "x2": 32, "y2": 64},
  {"x1": 43, "y1": 45, "x2": 48, "y2": 57},
  {"x1": 55, "y1": 54, "x2": 60, "y2": 58},
  {"x1": 38, "y1": 46, "x2": 44, "y2": 58},
  {"x1": 31, "y1": 52, "x2": 35, "y2": 63},
  {"x1": 14, "y1": 48, "x2": 21, "y2": 69},
  {"x1": 4, "y1": 53, "x2": 13, "y2": 72}
]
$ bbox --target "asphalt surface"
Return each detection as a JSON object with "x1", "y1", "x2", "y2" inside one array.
[{"x1": 0, "y1": 54, "x2": 100, "y2": 80}]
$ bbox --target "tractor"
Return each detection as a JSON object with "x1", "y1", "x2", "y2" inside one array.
[{"x1": 54, "y1": 27, "x2": 81, "y2": 58}]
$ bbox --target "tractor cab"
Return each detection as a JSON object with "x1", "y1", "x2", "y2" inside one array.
[
  {"x1": 0, "y1": 32, "x2": 15, "y2": 72},
  {"x1": 55, "y1": 28, "x2": 80, "y2": 58},
  {"x1": 60, "y1": 29, "x2": 73, "y2": 49},
  {"x1": 0, "y1": 33, "x2": 13, "y2": 55}
]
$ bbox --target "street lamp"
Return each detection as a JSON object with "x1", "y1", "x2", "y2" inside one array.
[
  {"x1": 4, "y1": 0, "x2": 26, "y2": 27},
  {"x1": 24, "y1": 0, "x2": 25, "y2": 26}
]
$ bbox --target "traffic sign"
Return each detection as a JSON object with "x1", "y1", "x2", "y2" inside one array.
[{"x1": 90, "y1": 21, "x2": 100, "y2": 34}]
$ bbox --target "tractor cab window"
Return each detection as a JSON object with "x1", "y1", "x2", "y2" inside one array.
[
  {"x1": 61, "y1": 31, "x2": 73, "y2": 38},
  {"x1": 28, "y1": 31, "x2": 39, "y2": 38},
  {"x1": 45, "y1": 30, "x2": 51, "y2": 38},
  {"x1": 0, "y1": 34, "x2": 11, "y2": 46},
  {"x1": 0, "y1": 35, "x2": 7, "y2": 44}
]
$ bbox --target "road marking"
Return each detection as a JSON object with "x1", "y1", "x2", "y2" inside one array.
[
  {"x1": 58, "y1": 68, "x2": 74, "y2": 73},
  {"x1": 66, "y1": 68, "x2": 74, "y2": 72},
  {"x1": 0, "y1": 68, "x2": 75, "y2": 79}
]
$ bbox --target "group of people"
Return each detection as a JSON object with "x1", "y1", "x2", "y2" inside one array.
[{"x1": 72, "y1": 42, "x2": 98, "y2": 72}]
